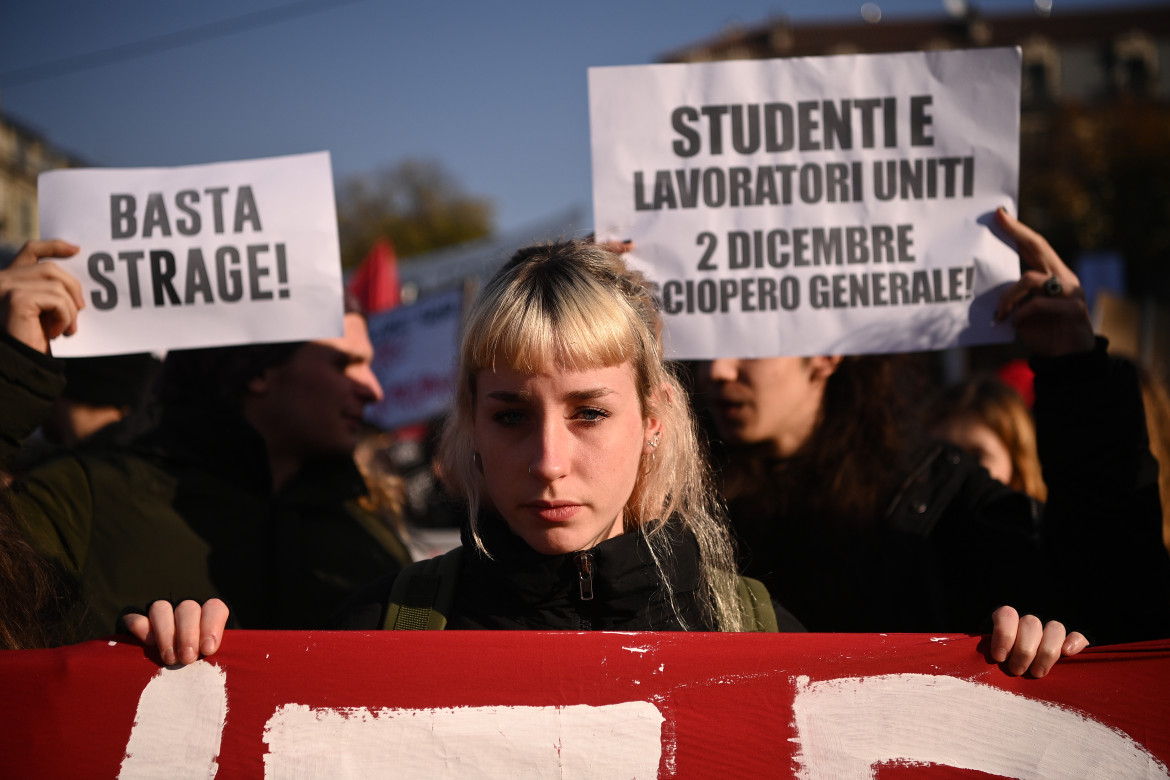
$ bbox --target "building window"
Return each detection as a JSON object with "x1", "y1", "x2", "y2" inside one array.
[
  {"x1": 1021, "y1": 37, "x2": 1059, "y2": 107},
  {"x1": 1112, "y1": 32, "x2": 1157, "y2": 96}
]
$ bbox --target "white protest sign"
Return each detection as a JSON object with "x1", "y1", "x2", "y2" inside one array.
[
  {"x1": 38, "y1": 151, "x2": 344, "y2": 357},
  {"x1": 590, "y1": 48, "x2": 1022, "y2": 359},
  {"x1": 364, "y1": 288, "x2": 463, "y2": 430}
]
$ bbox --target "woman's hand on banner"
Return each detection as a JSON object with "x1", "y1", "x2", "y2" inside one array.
[
  {"x1": 992, "y1": 209, "x2": 1095, "y2": 357},
  {"x1": 989, "y1": 605, "x2": 1089, "y2": 678},
  {"x1": 0, "y1": 239, "x2": 84, "y2": 354},
  {"x1": 123, "y1": 598, "x2": 230, "y2": 666}
]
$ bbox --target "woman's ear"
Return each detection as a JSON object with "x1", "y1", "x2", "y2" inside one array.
[
  {"x1": 643, "y1": 382, "x2": 669, "y2": 449},
  {"x1": 644, "y1": 416, "x2": 664, "y2": 451},
  {"x1": 809, "y1": 355, "x2": 843, "y2": 382}
]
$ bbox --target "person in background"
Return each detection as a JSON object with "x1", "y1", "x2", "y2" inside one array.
[
  {"x1": 926, "y1": 375, "x2": 1047, "y2": 502},
  {"x1": 694, "y1": 209, "x2": 1170, "y2": 644},
  {"x1": 1136, "y1": 363, "x2": 1170, "y2": 555},
  {"x1": 352, "y1": 425, "x2": 422, "y2": 559},
  {"x1": 6, "y1": 352, "x2": 162, "y2": 481},
  {"x1": 45, "y1": 353, "x2": 160, "y2": 446},
  {"x1": 0, "y1": 239, "x2": 412, "y2": 640}
]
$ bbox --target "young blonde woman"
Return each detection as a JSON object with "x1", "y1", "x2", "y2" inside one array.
[
  {"x1": 110, "y1": 240, "x2": 1082, "y2": 675},
  {"x1": 335, "y1": 241, "x2": 794, "y2": 633}
]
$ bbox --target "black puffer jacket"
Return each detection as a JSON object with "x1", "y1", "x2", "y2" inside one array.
[
  {"x1": 732, "y1": 439, "x2": 1044, "y2": 634},
  {"x1": 335, "y1": 514, "x2": 804, "y2": 632},
  {"x1": 728, "y1": 340, "x2": 1170, "y2": 644}
]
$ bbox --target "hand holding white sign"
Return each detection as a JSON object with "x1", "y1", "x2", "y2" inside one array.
[
  {"x1": 993, "y1": 208, "x2": 1096, "y2": 358},
  {"x1": 38, "y1": 152, "x2": 345, "y2": 357},
  {"x1": 0, "y1": 239, "x2": 85, "y2": 354}
]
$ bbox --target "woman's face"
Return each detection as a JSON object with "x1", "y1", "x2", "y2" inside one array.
[
  {"x1": 473, "y1": 361, "x2": 657, "y2": 555},
  {"x1": 932, "y1": 414, "x2": 1014, "y2": 487},
  {"x1": 696, "y1": 357, "x2": 830, "y2": 457}
]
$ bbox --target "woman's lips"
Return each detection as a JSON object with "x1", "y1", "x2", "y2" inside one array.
[
  {"x1": 715, "y1": 399, "x2": 748, "y2": 421},
  {"x1": 524, "y1": 502, "x2": 583, "y2": 522}
]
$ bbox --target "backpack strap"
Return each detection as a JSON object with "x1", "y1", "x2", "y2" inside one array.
[
  {"x1": 737, "y1": 575, "x2": 779, "y2": 632},
  {"x1": 383, "y1": 547, "x2": 464, "y2": 630}
]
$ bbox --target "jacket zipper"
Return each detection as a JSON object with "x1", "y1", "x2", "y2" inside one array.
[
  {"x1": 573, "y1": 550, "x2": 595, "y2": 630},
  {"x1": 574, "y1": 550, "x2": 595, "y2": 601}
]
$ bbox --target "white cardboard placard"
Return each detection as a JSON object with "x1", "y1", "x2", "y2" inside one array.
[
  {"x1": 38, "y1": 151, "x2": 344, "y2": 356},
  {"x1": 590, "y1": 48, "x2": 1022, "y2": 358}
]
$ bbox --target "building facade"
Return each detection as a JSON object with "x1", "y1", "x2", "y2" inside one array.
[
  {"x1": 660, "y1": 5, "x2": 1169, "y2": 107},
  {"x1": 0, "y1": 113, "x2": 85, "y2": 262}
]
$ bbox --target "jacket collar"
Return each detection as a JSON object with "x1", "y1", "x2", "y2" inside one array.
[{"x1": 459, "y1": 512, "x2": 705, "y2": 627}]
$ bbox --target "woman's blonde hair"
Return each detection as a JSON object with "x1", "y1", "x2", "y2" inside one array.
[
  {"x1": 439, "y1": 241, "x2": 749, "y2": 631},
  {"x1": 927, "y1": 376, "x2": 1048, "y2": 502}
]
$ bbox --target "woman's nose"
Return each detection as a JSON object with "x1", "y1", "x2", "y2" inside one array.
[
  {"x1": 528, "y1": 422, "x2": 568, "y2": 482},
  {"x1": 703, "y1": 358, "x2": 739, "y2": 383}
]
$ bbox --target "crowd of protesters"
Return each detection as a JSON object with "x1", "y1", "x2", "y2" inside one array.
[
  {"x1": 0, "y1": 240, "x2": 411, "y2": 651},
  {"x1": 1, "y1": 206, "x2": 1168, "y2": 682},
  {"x1": 688, "y1": 210, "x2": 1170, "y2": 646}
]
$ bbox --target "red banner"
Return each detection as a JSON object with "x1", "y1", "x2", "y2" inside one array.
[{"x1": 2, "y1": 632, "x2": 1168, "y2": 778}]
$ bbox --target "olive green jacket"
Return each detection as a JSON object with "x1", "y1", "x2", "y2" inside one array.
[{"x1": 1, "y1": 334, "x2": 411, "y2": 640}]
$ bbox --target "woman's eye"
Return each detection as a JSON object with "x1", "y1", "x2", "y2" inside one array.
[
  {"x1": 492, "y1": 409, "x2": 525, "y2": 426},
  {"x1": 577, "y1": 408, "x2": 610, "y2": 422}
]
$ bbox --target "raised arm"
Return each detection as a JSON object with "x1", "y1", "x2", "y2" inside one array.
[
  {"x1": 992, "y1": 209, "x2": 1170, "y2": 644},
  {"x1": 0, "y1": 241, "x2": 84, "y2": 467}
]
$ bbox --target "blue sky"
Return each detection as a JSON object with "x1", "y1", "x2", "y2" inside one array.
[{"x1": 1, "y1": 0, "x2": 1161, "y2": 243}]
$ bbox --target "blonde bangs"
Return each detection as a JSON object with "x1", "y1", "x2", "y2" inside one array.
[{"x1": 464, "y1": 263, "x2": 640, "y2": 377}]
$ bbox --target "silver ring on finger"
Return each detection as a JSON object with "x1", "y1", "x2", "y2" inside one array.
[{"x1": 1042, "y1": 275, "x2": 1063, "y2": 298}]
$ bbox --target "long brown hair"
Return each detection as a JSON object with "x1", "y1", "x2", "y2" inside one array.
[
  {"x1": 713, "y1": 354, "x2": 929, "y2": 531},
  {"x1": 0, "y1": 487, "x2": 70, "y2": 649}
]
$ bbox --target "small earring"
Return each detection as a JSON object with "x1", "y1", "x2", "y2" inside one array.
[
  {"x1": 473, "y1": 452, "x2": 483, "y2": 473},
  {"x1": 648, "y1": 431, "x2": 661, "y2": 449}
]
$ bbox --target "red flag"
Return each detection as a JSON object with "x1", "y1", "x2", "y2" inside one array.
[{"x1": 347, "y1": 238, "x2": 400, "y2": 313}]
